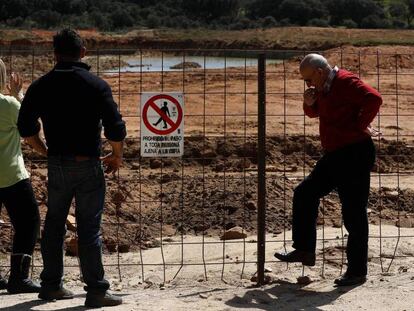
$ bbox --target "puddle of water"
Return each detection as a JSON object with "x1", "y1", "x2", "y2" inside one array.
[{"x1": 115, "y1": 56, "x2": 281, "y2": 72}]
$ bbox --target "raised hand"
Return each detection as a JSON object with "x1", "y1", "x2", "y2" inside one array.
[{"x1": 7, "y1": 72, "x2": 23, "y2": 101}]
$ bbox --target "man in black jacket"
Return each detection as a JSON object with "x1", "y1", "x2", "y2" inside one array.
[{"x1": 18, "y1": 28, "x2": 126, "y2": 308}]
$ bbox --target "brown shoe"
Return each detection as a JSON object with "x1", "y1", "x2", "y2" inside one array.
[
  {"x1": 334, "y1": 273, "x2": 366, "y2": 286},
  {"x1": 274, "y1": 249, "x2": 316, "y2": 266}
]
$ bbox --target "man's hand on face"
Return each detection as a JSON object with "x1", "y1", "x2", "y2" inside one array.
[
  {"x1": 100, "y1": 153, "x2": 122, "y2": 174},
  {"x1": 303, "y1": 88, "x2": 317, "y2": 107}
]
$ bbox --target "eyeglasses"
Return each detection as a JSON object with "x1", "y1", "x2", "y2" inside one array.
[
  {"x1": 302, "y1": 72, "x2": 315, "y2": 83},
  {"x1": 302, "y1": 69, "x2": 319, "y2": 83}
]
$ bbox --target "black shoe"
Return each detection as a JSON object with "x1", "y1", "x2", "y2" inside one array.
[
  {"x1": 85, "y1": 291, "x2": 122, "y2": 308},
  {"x1": 7, "y1": 254, "x2": 41, "y2": 294},
  {"x1": 8, "y1": 278, "x2": 41, "y2": 294},
  {"x1": 0, "y1": 276, "x2": 7, "y2": 290},
  {"x1": 38, "y1": 287, "x2": 74, "y2": 301},
  {"x1": 334, "y1": 273, "x2": 367, "y2": 286},
  {"x1": 274, "y1": 249, "x2": 316, "y2": 266}
]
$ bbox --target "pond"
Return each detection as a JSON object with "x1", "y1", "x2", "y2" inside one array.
[{"x1": 117, "y1": 55, "x2": 282, "y2": 72}]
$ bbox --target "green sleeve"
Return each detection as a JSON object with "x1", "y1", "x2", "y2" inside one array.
[{"x1": 8, "y1": 96, "x2": 21, "y2": 126}]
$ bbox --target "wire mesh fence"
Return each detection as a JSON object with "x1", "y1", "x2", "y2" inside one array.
[{"x1": 0, "y1": 47, "x2": 413, "y2": 285}]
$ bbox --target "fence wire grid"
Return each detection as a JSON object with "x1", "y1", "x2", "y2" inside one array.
[{"x1": 0, "y1": 48, "x2": 413, "y2": 285}]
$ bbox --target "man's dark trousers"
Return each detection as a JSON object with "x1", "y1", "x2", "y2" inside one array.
[
  {"x1": 292, "y1": 138, "x2": 376, "y2": 276},
  {"x1": 40, "y1": 156, "x2": 109, "y2": 293}
]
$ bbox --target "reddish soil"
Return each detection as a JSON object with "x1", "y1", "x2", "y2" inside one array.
[{"x1": 0, "y1": 136, "x2": 413, "y2": 254}]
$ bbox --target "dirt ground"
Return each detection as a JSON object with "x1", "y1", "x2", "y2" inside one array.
[{"x1": 0, "y1": 226, "x2": 413, "y2": 310}]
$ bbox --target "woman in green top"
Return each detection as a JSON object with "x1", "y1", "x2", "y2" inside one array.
[{"x1": 0, "y1": 58, "x2": 40, "y2": 293}]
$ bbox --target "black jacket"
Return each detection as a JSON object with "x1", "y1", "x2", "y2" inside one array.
[{"x1": 18, "y1": 61, "x2": 126, "y2": 157}]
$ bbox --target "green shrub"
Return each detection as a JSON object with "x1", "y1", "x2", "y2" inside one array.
[{"x1": 342, "y1": 19, "x2": 358, "y2": 29}]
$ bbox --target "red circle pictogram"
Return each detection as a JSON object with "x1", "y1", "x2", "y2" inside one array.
[{"x1": 142, "y1": 94, "x2": 183, "y2": 135}]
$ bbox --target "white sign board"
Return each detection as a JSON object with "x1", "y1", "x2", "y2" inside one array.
[{"x1": 140, "y1": 92, "x2": 184, "y2": 157}]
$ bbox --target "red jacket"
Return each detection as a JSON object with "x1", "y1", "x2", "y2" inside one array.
[{"x1": 303, "y1": 69, "x2": 382, "y2": 152}]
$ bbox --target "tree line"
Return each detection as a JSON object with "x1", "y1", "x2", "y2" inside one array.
[{"x1": 1, "y1": 0, "x2": 414, "y2": 30}]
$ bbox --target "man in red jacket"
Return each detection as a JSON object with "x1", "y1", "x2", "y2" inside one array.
[{"x1": 274, "y1": 53, "x2": 382, "y2": 286}]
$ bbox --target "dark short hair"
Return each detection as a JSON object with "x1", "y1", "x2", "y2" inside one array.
[{"x1": 53, "y1": 28, "x2": 84, "y2": 58}]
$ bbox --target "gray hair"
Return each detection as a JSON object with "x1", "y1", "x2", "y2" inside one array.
[
  {"x1": 0, "y1": 58, "x2": 6, "y2": 94},
  {"x1": 300, "y1": 53, "x2": 330, "y2": 70}
]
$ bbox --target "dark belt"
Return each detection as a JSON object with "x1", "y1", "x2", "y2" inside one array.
[
  {"x1": 74, "y1": 155, "x2": 98, "y2": 162},
  {"x1": 49, "y1": 155, "x2": 99, "y2": 162}
]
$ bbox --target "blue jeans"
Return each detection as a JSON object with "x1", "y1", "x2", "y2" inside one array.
[{"x1": 40, "y1": 156, "x2": 109, "y2": 293}]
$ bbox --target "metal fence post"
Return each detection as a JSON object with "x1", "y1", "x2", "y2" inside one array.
[{"x1": 257, "y1": 53, "x2": 266, "y2": 285}]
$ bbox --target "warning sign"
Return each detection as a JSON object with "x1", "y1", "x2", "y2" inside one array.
[{"x1": 141, "y1": 92, "x2": 184, "y2": 157}]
